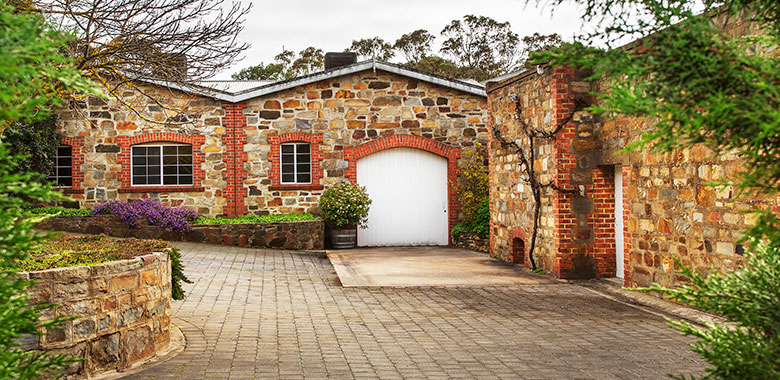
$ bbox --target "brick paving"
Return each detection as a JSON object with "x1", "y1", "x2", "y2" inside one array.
[{"x1": 122, "y1": 243, "x2": 706, "y2": 380}]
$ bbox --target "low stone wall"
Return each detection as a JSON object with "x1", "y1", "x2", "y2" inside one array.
[
  {"x1": 36, "y1": 215, "x2": 324, "y2": 250},
  {"x1": 22, "y1": 251, "x2": 171, "y2": 378},
  {"x1": 455, "y1": 231, "x2": 489, "y2": 253}
]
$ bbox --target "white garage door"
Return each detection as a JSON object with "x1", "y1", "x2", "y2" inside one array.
[{"x1": 357, "y1": 147, "x2": 449, "y2": 246}]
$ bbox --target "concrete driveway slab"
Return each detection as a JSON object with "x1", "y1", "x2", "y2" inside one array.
[{"x1": 328, "y1": 246, "x2": 556, "y2": 287}]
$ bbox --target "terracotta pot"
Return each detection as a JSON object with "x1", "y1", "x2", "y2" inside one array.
[{"x1": 329, "y1": 227, "x2": 357, "y2": 249}]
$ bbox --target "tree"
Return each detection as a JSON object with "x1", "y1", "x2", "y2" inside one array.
[
  {"x1": 440, "y1": 15, "x2": 520, "y2": 79},
  {"x1": 394, "y1": 29, "x2": 435, "y2": 63},
  {"x1": 1, "y1": 114, "x2": 61, "y2": 181},
  {"x1": 13, "y1": 0, "x2": 250, "y2": 118},
  {"x1": 347, "y1": 37, "x2": 395, "y2": 61},
  {"x1": 231, "y1": 62, "x2": 292, "y2": 81},
  {"x1": 406, "y1": 55, "x2": 462, "y2": 78},
  {"x1": 290, "y1": 46, "x2": 324, "y2": 75},
  {"x1": 0, "y1": 3, "x2": 95, "y2": 377},
  {"x1": 537, "y1": 0, "x2": 780, "y2": 378},
  {"x1": 519, "y1": 33, "x2": 562, "y2": 68}
]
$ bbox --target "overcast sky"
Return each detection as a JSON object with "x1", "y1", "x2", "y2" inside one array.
[{"x1": 216, "y1": 0, "x2": 589, "y2": 79}]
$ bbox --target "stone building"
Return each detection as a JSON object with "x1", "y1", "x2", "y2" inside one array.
[
  {"x1": 487, "y1": 61, "x2": 779, "y2": 288},
  {"x1": 54, "y1": 57, "x2": 489, "y2": 246}
]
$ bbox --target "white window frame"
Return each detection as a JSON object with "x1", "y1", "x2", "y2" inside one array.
[
  {"x1": 48, "y1": 145, "x2": 72, "y2": 188},
  {"x1": 130, "y1": 143, "x2": 193, "y2": 187},
  {"x1": 280, "y1": 142, "x2": 312, "y2": 184}
]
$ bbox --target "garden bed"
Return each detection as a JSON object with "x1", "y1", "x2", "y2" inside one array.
[
  {"x1": 35, "y1": 211, "x2": 324, "y2": 250},
  {"x1": 21, "y1": 234, "x2": 173, "y2": 378}
]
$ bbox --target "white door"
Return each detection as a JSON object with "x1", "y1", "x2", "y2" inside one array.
[
  {"x1": 357, "y1": 147, "x2": 449, "y2": 246},
  {"x1": 614, "y1": 165, "x2": 625, "y2": 278}
]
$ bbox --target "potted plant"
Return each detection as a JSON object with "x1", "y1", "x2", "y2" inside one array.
[{"x1": 318, "y1": 182, "x2": 371, "y2": 249}]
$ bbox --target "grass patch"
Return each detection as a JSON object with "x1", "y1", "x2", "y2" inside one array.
[
  {"x1": 194, "y1": 213, "x2": 317, "y2": 225},
  {"x1": 18, "y1": 234, "x2": 170, "y2": 272},
  {"x1": 28, "y1": 207, "x2": 91, "y2": 216}
]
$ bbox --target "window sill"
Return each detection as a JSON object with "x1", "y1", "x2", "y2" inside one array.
[
  {"x1": 268, "y1": 184, "x2": 324, "y2": 191},
  {"x1": 55, "y1": 188, "x2": 83, "y2": 194},
  {"x1": 119, "y1": 186, "x2": 205, "y2": 193}
]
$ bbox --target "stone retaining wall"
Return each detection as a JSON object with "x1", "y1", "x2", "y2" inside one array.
[
  {"x1": 22, "y1": 251, "x2": 171, "y2": 378},
  {"x1": 455, "y1": 231, "x2": 489, "y2": 253},
  {"x1": 36, "y1": 215, "x2": 324, "y2": 250}
]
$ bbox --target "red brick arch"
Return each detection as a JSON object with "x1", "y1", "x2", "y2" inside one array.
[{"x1": 344, "y1": 135, "x2": 461, "y2": 244}]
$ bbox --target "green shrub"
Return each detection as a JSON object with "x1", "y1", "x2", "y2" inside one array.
[
  {"x1": 319, "y1": 182, "x2": 372, "y2": 229},
  {"x1": 452, "y1": 198, "x2": 489, "y2": 242},
  {"x1": 195, "y1": 213, "x2": 317, "y2": 225},
  {"x1": 28, "y1": 207, "x2": 90, "y2": 216},
  {"x1": 168, "y1": 248, "x2": 191, "y2": 301}
]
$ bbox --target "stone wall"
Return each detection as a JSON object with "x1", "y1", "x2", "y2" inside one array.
[
  {"x1": 455, "y1": 231, "x2": 489, "y2": 253},
  {"x1": 37, "y1": 215, "x2": 324, "y2": 250},
  {"x1": 488, "y1": 63, "x2": 780, "y2": 287},
  {"x1": 56, "y1": 70, "x2": 489, "y2": 229},
  {"x1": 22, "y1": 251, "x2": 171, "y2": 378}
]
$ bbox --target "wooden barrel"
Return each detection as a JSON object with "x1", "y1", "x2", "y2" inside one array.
[{"x1": 330, "y1": 228, "x2": 357, "y2": 249}]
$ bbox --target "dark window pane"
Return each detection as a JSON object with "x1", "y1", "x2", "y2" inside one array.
[
  {"x1": 281, "y1": 153, "x2": 294, "y2": 164},
  {"x1": 58, "y1": 168, "x2": 72, "y2": 177},
  {"x1": 281, "y1": 145, "x2": 294, "y2": 154},
  {"x1": 133, "y1": 156, "x2": 146, "y2": 165},
  {"x1": 132, "y1": 146, "x2": 146, "y2": 156},
  {"x1": 179, "y1": 165, "x2": 192, "y2": 175},
  {"x1": 178, "y1": 155, "x2": 192, "y2": 164},
  {"x1": 178, "y1": 145, "x2": 192, "y2": 155},
  {"x1": 60, "y1": 178, "x2": 72, "y2": 187},
  {"x1": 58, "y1": 157, "x2": 72, "y2": 166},
  {"x1": 147, "y1": 147, "x2": 161, "y2": 158},
  {"x1": 133, "y1": 176, "x2": 147, "y2": 185},
  {"x1": 297, "y1": 163, "x2": 310, "y2": 173},
  {"x1": 147, "y1": 156, "x2": 160, "y2": 166},
  {"x1": 58, "y1": 146, "x2": 72, "y2": 156},
  {"x1": 163, "y1": 165, "x2": 177, "y2": 175},
  {"x1": 281, "y1": 164, "x2": 294, "y2": 175},
  {"x1": 163, "y1": 146, "x2": 177, "y2": 155},
  {"x1": 147, "y1": 166, "x2": 160, "y2": 175},
  {"x1": 134, "y1": 167, "x2": 146, "y2": 176},
  {"x1": 297, "y1": 173, "x2": 311, "y2": 183},
  {"x1": 163, "y1": 155, "x2": 177, "y2": 165},
  {"x1": 297, "y1": 144, "x2": 310, "y2": 154},
  {"x1": 163, "y1": 176, "x2": 177, "y2": 185},
  {"x1": 148, "y1": 175, "x2": 160, "y2": 185},
  {"x1": 179, "y1": 175, "x2": 193, "y2": 185},
  {"x1": 296, "y1": 153, "x2": 310, "y2": 163},
  {"x1": 281, "y1": 173, "x2": 295, "y2": 183}
]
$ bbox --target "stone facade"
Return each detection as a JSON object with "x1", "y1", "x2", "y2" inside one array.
[
  {"x1": 454, "y1": 231, "x2": 489, "y2": 253},
  {"x1": 56, "y1": 68, "x2": 488, "y2": 240},
  {"x1": 37, "y1": 215, "x2": 324, "y2": 250},
  {"x1": 488, "y1": 64, "x2": 780, "y2": 287},
  {"x1": 22, "y1": 251, "x2": 171, "y2": 378}
]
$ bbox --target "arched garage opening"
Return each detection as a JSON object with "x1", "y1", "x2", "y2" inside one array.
[{"x1": 345, "y1": 135, "x2": 461, "y2": 246}]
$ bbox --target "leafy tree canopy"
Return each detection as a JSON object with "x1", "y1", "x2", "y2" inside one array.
[
  {"x1": 440, "y1": 15, "x2": 520, "y2": 78},
  {"x1": 394, "y1": 29, "x2": 435, "y2": 63},
  {"x1": 347, "y1": 37, "x2": 395, "y2": 61}
]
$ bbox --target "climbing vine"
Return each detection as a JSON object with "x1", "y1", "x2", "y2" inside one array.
[{"x1": 491, "y1": 94, "x2": 584, "y2": 270}]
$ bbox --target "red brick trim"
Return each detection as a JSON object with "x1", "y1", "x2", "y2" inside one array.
[
  {"x1": 622, "y1": 166, "x2": 633, "y2": 286},
  {"x1": 119, "y1": 186, "x2": 205, "y2": 193},
  {"x1": 508, "y1": 227, "x2": 529, "y2": 267},
  {"x1": 55, "y1": 136, "x2": 85, "y2": 193},
  {"x1": 592, "y1": 166, "x2": 616, "y2": 278},
  {"x1": 550, "y1": 65, "x2": 578, "y2": 279},
  {"x1": 268, "y1": 132, "x2": 324, "y2": 190},
  {"x1": 117, "y1": 132, "x2": 206, "y2": 193},
  {"x1": 344, "y1": 135, "x2": 462, "y2": 244},
  {"x1": 223, "y1": 103, "x2": 249, "y2": 217}
]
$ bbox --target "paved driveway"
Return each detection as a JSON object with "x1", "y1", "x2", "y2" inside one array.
[
  {"x1": 122, "y1": 243, "x2": 706, "y2": 380},
  {"x1": 328, "y1": 246, "x2": 556, "y2": 287}
]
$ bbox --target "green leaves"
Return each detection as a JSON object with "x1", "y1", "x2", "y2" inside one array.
[{"x1": 318, "y1": 182, "x2": 372, "y2": 229}]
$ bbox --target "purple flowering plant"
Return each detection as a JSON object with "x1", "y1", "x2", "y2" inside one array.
[{"x1": 90, "y1": 199, "x2": 199, "y2": 233}]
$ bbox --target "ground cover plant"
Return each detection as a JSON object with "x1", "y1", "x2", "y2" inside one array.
[
  {"x1": 18, "y1": 234, "x2": 169, "y2": 272},
  {"x1": 452, "y1": 198, "x2": 489, "y2": 242},
  {"x1": 28, "y1": 206, "x2": 91, "y2": 216},
  {"x1": 91, "y1": 199, "x2": 199, "y2": 233},
  {"x1": 195, "y1": 213, "x2": 317, "y2": 225},
  {"x1": 538, "y1": 0, "x2": 780, "y2": 378}
]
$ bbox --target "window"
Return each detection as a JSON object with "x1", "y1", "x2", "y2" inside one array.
[
  {"x1": 48, "y1": 146, "x2": 72, "y2": 187},
  {"x1": 131, "y1": 144, "x2": 193, "y2": 186},
  {"x1": 280, "y1": 143, "x2": 311, "y2": 184}
]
